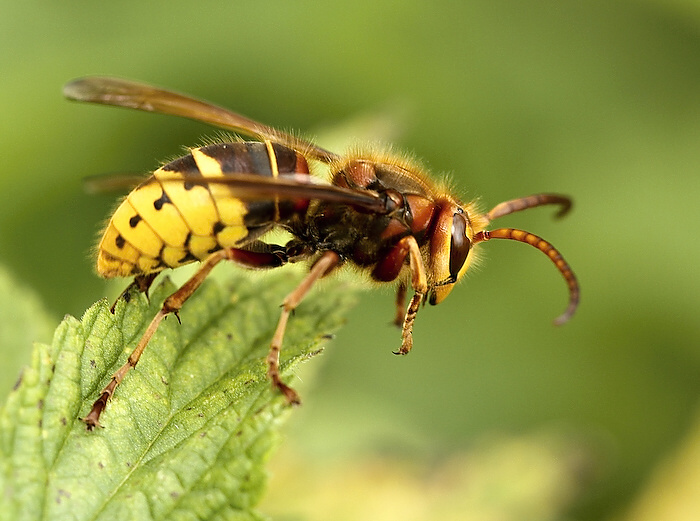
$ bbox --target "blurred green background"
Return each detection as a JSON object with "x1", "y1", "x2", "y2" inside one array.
[{"x1": 2, "y1": 1, "x2": 699, "y2": 520}]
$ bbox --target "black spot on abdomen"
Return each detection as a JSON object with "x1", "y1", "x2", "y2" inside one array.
[{"x1": 154, "y1": 191, "x2": 171, "y2": 210}]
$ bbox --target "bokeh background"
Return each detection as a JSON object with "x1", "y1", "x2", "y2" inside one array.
[{"x1": 2, "y1": 1, "x2": 699, "y2": 520}]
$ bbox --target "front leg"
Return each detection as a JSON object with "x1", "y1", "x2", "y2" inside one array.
[
  {"x1": 393, "y1": 282, "x2": 407, "y2": 327},
  {"x1": 394, "y1": 236, "x2": 428, "y2": 355}
]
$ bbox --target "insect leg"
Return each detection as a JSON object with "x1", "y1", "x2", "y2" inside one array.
[
  {"x1": 393, "y1": 282, "x2": 407, "y2": 327},
  {"x1": 83, "y1": 247, "x2": 289, "y2": 430},
  {"x1": 109, "y1": 272, "x2": 159, "y2": 313},
  {"x1": 83, "y1": 250, "x2": 235, "y2": 429},
  {"x1": 394, "y1": 236, "x2": 427, "y2": 356},
  {"x1": 267, "y1": 250, "x2": 341, "y2": 405}
]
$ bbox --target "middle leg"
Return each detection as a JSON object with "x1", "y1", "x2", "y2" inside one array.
[{"x1": 267, "y1": 250, "x2": 341, "y2": 405}]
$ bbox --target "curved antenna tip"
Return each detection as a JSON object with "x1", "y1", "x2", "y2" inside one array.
[{"x1": 553, "y1": 300, "x2": 578, "y2": 326}]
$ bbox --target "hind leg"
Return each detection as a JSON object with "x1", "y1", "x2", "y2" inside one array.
[{"x1": 83, "y1": 246, "x2": 288, "y2": 429}]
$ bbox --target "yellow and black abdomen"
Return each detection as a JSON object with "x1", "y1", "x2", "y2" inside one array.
[{"x1": 97, "y1": 141, "x2": 309, "y2": 278}]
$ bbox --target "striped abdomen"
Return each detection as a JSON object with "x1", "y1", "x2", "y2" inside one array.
[{"x1": 97, "y1": 141, "x2": 310, "y2": 278}]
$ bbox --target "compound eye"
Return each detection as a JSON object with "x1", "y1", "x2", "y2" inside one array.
[{"x1": 449, "y1": 212, "x2": 471, "y2": 281}]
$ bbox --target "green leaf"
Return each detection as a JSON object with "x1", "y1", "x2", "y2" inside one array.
[
  {"x1": 0, "y1": 268, "x2": 356, "y2": 521},
  {"x1": 0, "y1": 265, "x2": 56, "y2": 402}
]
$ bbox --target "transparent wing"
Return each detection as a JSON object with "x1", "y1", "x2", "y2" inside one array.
[
  {"x1": 166, "y1": 172, "x2": 387, "y2": 213},
  {"x1": 64, "y1": 76, "x2": 339, "y2": 163},
  {"x1": 87, "y1": 170, "x2": 387, "y2": 213}
]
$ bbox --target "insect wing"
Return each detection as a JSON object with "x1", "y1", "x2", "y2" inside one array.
[
  {"x1": 162, "y1": 172, "x2": 388, "y2": 212},
  {"x1": 82, "y1": 173, "x2": 149, "y2": 194},
  {"x1": 63, "y1": 76, "x2": 339, "y2": 163}
]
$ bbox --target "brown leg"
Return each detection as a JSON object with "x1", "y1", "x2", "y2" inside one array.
[
  {"x1": 109, "y1": 272, "x2": 159, "y2": 313},
  {"x1": 266, "y1": 250, "x2": 341, "y2": 405},
  {"x1": 393, "y1": 282, "x2": 407, "y2": 327},
  {"x1": 83, "y1": 247, "x2": 288, "y2": 430},
  {"x1": 394, "y1": 236, "x2": 428, "y2": 355}
]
